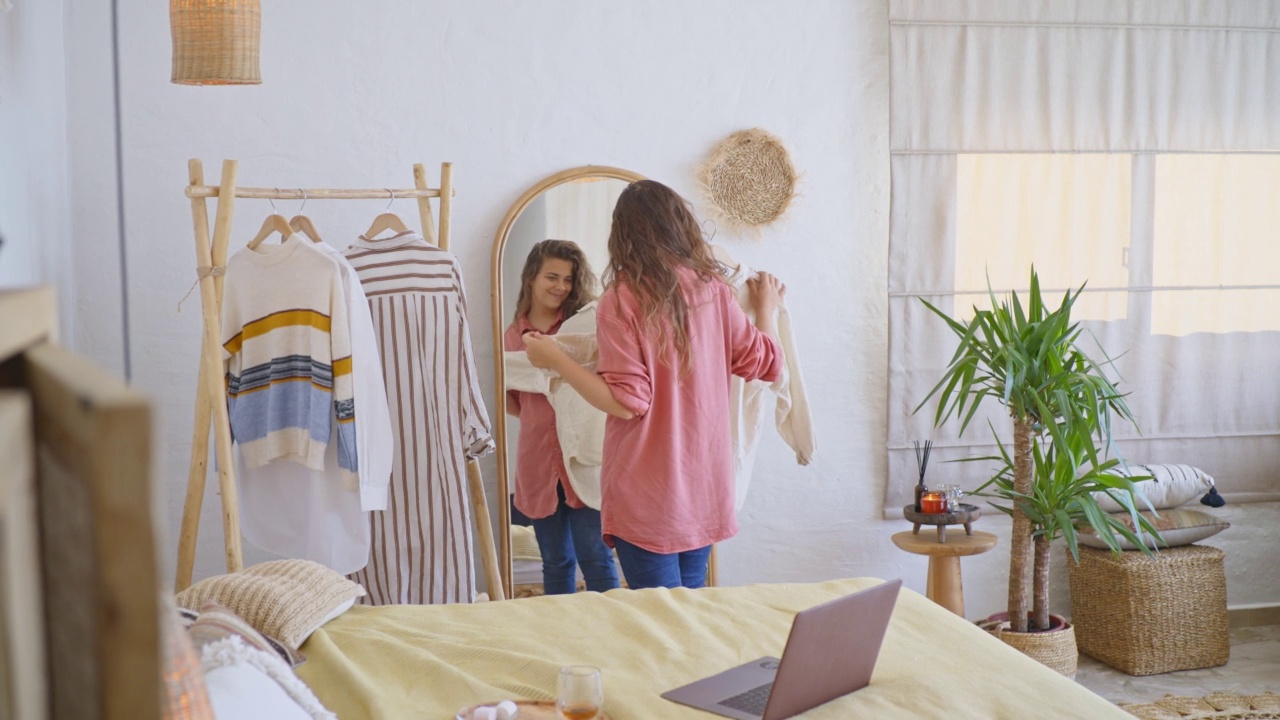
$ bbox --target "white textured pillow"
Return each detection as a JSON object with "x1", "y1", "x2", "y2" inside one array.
[
  {"x1": 1091, "y1": 464, "x2": 1215, "y2": 512},
  {"x1": 201, "y1": 635, "x2": 336, "y2": 720}
]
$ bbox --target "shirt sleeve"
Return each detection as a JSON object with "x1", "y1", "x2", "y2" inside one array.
[
  {"x1": 595, "y1": 293, "x2": 653, "y2": 418},
  {"x1": 771, "y1": 302, "x2": 815, "y2": 465},
  {"x1": 503, "y1": 324, "x2": 524, "y2": 416},
  {"x1": 329, "y1": 267, "x2": 359, "y2": 481},
  {"x1": 454, "y1": 261, "x2": 495, "y2": 459},
  {"x1": 725, "y1": 289, "x2": 783, "y2": 384}
]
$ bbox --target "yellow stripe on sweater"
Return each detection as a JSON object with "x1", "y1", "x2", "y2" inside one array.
[
  {"x1": 224, "y1": 309, "x2": 332, "y2": 355},
  {"x1": 333, "y1": 355, "x2": 353, "y2": 378}
]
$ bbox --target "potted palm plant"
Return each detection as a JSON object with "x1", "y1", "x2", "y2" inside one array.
[{"x1": 916, "y1": 268, "x2": 1161, "y2": 674}]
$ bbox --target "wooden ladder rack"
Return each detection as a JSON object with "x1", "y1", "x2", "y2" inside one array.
[{"x1": 175, "y1": 158, "x2": 504, "y2": 601}]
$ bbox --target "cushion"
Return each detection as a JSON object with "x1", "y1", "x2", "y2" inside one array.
[
  {"x1": 200, "y1": 635, "x2": 336, "y2": 720},
  {"x1": 177, "y1": 559, "x2": 365, "y2": 650},
  {"x1": 511, "y1": 525, "x2": 542, "y2": 562},
  {"x1": 1090, "y1": 464, "x2": 1215, "y2": 512},
  {"x1": 187, "y1": 603, "x2": 304, "y2": 668},
  {"x1": 1077, "y1": 508, "x2": 1230, "y2": 550}
]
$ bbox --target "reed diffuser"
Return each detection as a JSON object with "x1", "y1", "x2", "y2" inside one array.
[{"x1": 913, "y1": 440, "x2": 932, "y2": 513}]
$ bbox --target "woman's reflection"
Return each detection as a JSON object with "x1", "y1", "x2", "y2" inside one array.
[{"x1": 502, "y1": 240, "x2": 620, "y2": 595}]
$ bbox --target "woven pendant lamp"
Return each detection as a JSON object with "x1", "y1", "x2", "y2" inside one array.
[{"x1": 170, "y1": 0, "x2": 262, "y2": 85}]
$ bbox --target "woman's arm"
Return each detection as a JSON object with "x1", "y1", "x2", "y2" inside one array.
[{"x1": 524, "y1": 333, "x2": 636, "y2": 420}]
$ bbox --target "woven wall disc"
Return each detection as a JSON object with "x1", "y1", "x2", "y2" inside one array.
[{"x1": 697, "y1": 128, "x2": 797, "y2": 233}]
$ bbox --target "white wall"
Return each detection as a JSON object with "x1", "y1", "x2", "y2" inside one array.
[
  {"x1": 61, "y1": 0, "x2": 1276, "y2": 613},
  {"x1": 0, "y1": 0, "x2": 75, "y2": 334}
]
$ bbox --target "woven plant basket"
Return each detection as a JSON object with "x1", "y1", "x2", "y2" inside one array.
[
  {"x1": 696, "y1": 128, "x2": 797, "y2": 234},
  {"x1": 984, "y1": 612, "x2": 1078, "y2": 678},
  {"x1": 1067, "y1": 544, "x2": 1229, "y2": 676},
  {"x1": 171, "y1": 0, "x2": 262, "y2": 85}
]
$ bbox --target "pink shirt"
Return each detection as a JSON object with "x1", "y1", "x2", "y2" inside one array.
[
  {"x1": 504, "y1": 314, "x2": 585, "y2": 519},
  {"x1": 596, "y1": 267, "x2": 782, "y2": 553}
]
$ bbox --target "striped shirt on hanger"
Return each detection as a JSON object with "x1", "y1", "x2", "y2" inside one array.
[{"x1": 344, "y1": 231, "x2": 493, "y2": 605}]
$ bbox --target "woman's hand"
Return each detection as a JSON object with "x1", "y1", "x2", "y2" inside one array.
[
  {"x1": 747, "y1": 271, "x2": 786, "y2": 318},
  {"x1": 524, "y1": 332, "x2": 566, "y2": 370}
]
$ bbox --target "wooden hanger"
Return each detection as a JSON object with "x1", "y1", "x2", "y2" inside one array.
[
  {"x1": 247, "y1": 213, "x2": 294, "y2": 249},
  {"x1": 362, "y1": 189, "x2": 411, "y2": 239},
  {"x1": 288, "y1": 190, "x2": 323, "y2": 243},
  {"x1": 289, "y1": 215, "x2": 323, "y2": 243}
]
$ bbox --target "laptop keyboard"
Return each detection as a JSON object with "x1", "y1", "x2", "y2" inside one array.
[{"x1": 718, "y1": 682, "x2": 774, "y2": 715}]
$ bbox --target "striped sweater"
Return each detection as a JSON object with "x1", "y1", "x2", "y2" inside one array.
[{"x1": 221, "y1": 236, "x2": 358, "y2": 485}]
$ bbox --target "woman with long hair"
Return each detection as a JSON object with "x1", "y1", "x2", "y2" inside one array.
[
  {"x1": 504, "y1": 239, "x2": 619, "y2": 594},
  {"x1": 525, "y1": 181, "x2": 783, "y2": 589}
]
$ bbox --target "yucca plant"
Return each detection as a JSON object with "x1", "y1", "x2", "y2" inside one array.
[
  {"x1": 916, "y1": 268, "x2": 1159, "y2": 633},
  {"x1": 976, "y1": 425, "x2": 1161, "y2": 631}
]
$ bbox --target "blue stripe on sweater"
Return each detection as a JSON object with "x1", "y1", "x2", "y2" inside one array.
[{"x1": 228, "y1": 380, "x2": 333, "y2": 445}]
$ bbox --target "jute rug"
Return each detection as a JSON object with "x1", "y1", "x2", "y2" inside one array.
[{"x1": 1121, "y1": 693, "x2": 1280, "y2": 720}]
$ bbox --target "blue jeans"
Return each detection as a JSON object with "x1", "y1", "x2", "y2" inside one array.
[
  {"x1": 529, "y1": 485, "x2": 620, "y2": 595},
  {"x1": 612, "y1": 537, "x2": 712, "y2": 590}
]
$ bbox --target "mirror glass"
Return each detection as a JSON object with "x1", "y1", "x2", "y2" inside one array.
[
  {"x1": 492, "y1": 170, "x2": 639, "y2": 599},
  {"x1": 500, "y1": 178, "x2": 625, "y2": 327}
]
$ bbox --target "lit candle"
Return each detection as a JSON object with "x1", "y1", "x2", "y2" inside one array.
[{"x1": 921, "y1": 492, "x2": 948, "y2": 514}]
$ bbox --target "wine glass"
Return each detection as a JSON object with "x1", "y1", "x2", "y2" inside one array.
[{"x1": 557, "y1": 665, "x2": 603, "y2": 720}]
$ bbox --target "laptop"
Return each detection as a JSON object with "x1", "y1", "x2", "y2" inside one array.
[{"x1": 661, "y1": 578, "x2": 902, "y2": 720}]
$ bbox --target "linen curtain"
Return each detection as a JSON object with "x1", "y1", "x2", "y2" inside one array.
[{"x1": 886, "y1": 0, "x2": 1280, "y2": 514}]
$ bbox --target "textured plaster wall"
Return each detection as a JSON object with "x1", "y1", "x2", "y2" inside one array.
[{"x1": 54, "y1": 0, "x2": 1276, "y2": 613}]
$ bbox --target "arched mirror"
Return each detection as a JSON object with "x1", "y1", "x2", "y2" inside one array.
[{"x1": 489, "y1": 166, "x2": 644, "y2": 599}]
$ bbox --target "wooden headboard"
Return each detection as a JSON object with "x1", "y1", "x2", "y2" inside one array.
[{"x1": 0, "y1": 288, "x2": 162, "y2": 720}]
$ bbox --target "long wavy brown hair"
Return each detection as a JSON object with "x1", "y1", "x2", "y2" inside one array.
[
  {"x1": 605, "y1": 180, "x2": 725, "y2": 369},
  {"x1": 513, "y1": 239, "x2": 598, "y2": 323}
]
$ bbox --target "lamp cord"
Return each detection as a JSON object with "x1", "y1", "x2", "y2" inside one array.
[{"x1": 110, "y1": 0, "x2": 132, "y2": 380}]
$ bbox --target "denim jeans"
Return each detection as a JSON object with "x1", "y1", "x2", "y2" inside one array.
[
  {"x1": 529, "y1": 485, "x2": 620, "y2": 595},
  {"x1": 612, "y1": 537, "x2": 712, "y2": 590}
]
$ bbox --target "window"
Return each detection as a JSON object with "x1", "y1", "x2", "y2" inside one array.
[
  {"x1": 955, "y1": 154, "x2": 1131, "y2": 322},
  {"x1": 1152, "y1": 155, "x2": 1280, "y2": 336}
]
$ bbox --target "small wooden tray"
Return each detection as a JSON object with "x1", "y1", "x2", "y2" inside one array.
[
  {"x1": 902, "y1": 503, "x2": 981, "y2": 543},
  {"x1": 456, "y1": 700, "x2": 612, "y2": 720}
]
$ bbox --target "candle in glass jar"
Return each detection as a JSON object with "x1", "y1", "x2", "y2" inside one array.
[{"x1": 921, "y1": 492, "x2": 948, "y2": 514}]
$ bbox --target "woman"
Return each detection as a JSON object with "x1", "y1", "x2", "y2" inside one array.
[
  {"x1": 525, "y1": 181, "x2": 784, "y2": 589},
  {"x1": 505, "y1": 239, "x2": 620, "y2": 594}
]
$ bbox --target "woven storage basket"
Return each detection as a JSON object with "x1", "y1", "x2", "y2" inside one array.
[
  {"x1": 1068, "y1": 544, "x2": 1229, "y2": 676},
  {"x1": 170, "y1": 0, "x2": 262, "y2": 85}
]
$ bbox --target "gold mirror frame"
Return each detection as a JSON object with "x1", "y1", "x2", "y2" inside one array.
[{"x1": 489, "y1": 165, "x2": 643, "y2": 598}]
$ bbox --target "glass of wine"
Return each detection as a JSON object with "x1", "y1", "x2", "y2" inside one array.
[{"x1": 557, "y1": 665, "x2": 603, "y2": 720}]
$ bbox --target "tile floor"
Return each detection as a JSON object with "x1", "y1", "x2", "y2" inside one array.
[{"x1": 1075, "y1": 624, "x2": 1280, "y2": 705}]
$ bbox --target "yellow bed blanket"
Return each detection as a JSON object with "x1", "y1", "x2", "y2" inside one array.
[{"x1": 297, "y1": 578, "x2": 1129, "y2": 719}]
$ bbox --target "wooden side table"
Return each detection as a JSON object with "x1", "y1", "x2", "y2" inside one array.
[{"x1": 891, "y1": 530, "x2": 998, "y2": 617}]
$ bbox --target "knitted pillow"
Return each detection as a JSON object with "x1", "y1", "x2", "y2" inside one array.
[
  {"x1": 1090, "y1": 464, "x2": 1216, "y2": 512},
  {"x1": 1077, "y1": 508, "x2": 1230, "y2": 550},
  {"x1": 511, "y1": 525, "x2": 542, "y2": 562},
  {"x1": 177, "y1": 559, "x2": 365, "y2": 649}
]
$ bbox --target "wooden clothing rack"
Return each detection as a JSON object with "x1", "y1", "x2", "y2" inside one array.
[{"x1": 175, "y1": 158, "x2": 504, "y2": 601}]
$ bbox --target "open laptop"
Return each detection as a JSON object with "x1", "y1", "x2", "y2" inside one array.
[{"x1": 661, "y1": 579, "x2": 902, "y2": 720}]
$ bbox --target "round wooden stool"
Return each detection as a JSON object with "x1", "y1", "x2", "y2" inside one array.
[{"x1": 891, "y1": 530, "x2": 998, "y2": 618}]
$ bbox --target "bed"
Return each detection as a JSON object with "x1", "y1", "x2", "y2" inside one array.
[
  {"x1": 297, "y1": 577, "x2": 1131, "y2": 719},
  {"x1": 2, "y1": 286, "x2": 1133, "y2": 720}
]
